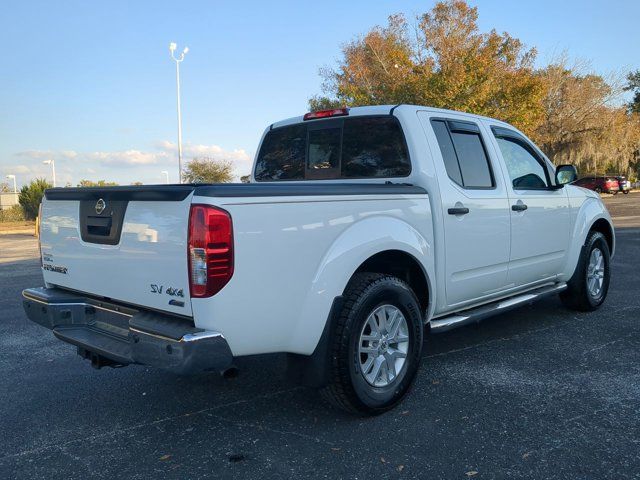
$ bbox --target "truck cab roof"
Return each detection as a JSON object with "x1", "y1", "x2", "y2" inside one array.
[{"x1": 271, "y1": 104, "x2": 514, "y2": 130}]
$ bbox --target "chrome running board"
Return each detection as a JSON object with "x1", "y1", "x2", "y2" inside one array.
[{"x1": 430, "y1": 282, "x2": 568, "y2": 333}]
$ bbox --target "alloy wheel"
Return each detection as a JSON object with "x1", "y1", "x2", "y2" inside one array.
[
  {"x1": 587, "y1": 247, "x2": 605, "y2": 298},
  {"x1": 358, "y1": 305, "x2": 410, "y2": 387}
]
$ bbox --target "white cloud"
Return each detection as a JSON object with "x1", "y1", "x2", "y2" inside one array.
[
  {"x1": 15, "y1": 150, "x2": 56, "y2": 160},
  {"x1": 12, "y1": 165, "x2": 33, "y2": 174},
  {"x1": 86, "y1": 149, "x2": 171, "y2": 167},
  {"x1": 6, "y1": 140, "x2": 254, "y2": 186}
]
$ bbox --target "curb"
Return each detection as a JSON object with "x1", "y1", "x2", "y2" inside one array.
[{"x1": 0, "y1": 228, "x2": 36, "y2": 236}]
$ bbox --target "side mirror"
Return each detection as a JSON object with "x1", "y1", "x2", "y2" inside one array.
[{"x1": 556, "y1": 164, "x2": 578, "y2": 185}]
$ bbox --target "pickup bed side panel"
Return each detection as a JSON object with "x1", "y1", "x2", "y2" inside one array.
[{"x1": 189, "y1": 194, "x2": 432, "y2": 357}]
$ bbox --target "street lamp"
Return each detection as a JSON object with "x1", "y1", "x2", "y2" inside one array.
[
  {"x1": 161, "y1": 170, "x2": 169, "y2": 184},
  {"x1": 6, "y1": 174, "x2": 18, "y2": 204},
  {"x1": 42, "y1": 159, "x2": 56, "y2": 187},
  {"x1": 169, "y1": 42, "x2": 189, "y2": 184}
]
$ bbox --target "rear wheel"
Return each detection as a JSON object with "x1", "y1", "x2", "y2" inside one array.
[
  {"x1": 560, "y1": 231, "x2": 610, "y2": 311},
  {"x1": 594, "y1": 187, "x2": 602, "y2": 194},
  {"x1": 320, "y1": 273, "x2": 423, "y2": 414},
  {"x1": 623, "y1": 191, "x2": 629, "y2": 194}
]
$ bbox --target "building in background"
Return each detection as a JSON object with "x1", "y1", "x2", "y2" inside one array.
[{"x1": 0, "y1": 193, "x2": 19, "y2": 210}]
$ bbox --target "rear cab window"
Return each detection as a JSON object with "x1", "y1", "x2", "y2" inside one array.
[{"x1": 254, "y1": 116, "x2": 411, "y2": 181}]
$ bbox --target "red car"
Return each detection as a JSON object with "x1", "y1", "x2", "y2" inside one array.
[{"x1": 573, "y1": 176, "x2": 620, "y2": 194}]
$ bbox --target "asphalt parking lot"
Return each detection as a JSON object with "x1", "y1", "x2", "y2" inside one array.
[{"x1": 0, "y1": 194, "x2": 638, "y2": 479}]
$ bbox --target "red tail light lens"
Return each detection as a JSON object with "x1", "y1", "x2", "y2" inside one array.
[
  {"x1": 38, "y1": 202, "x2": 43, "y2": 267},
  {"x1": 303, "y1": 108, "x2": 349, "y2": 121},
  {"x1": 188, "y1": 204, "x2": 234, "y2": 297}
]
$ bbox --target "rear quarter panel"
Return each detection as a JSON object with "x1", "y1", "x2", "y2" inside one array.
[{"x1": 190, "y1": 193, "x2": 433, "y2": 356}]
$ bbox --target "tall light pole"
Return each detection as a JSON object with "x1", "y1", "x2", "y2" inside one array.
[
  {"x1": 169, "y1": 42, "x2": 189, "y2": 184},
  {"x1": 6, "y1": 174, "x2": 18, "y2": 204},
  {"x1": 161, "y1": 170, "x2": 169, "y2": 184},
  {"x1": 43, "y1": 159, "x2": 56, "y2": 187}
]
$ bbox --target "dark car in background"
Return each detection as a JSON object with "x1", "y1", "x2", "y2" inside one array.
[
  {"x1": 573, "y1": 176, "x2": 620, "y2": 194},
  {"x1": 616, "y1": 176, "x2": 631, "y2": 194}
]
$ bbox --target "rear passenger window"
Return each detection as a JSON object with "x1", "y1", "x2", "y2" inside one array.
[
  {"x1": 254, "y1": 116, "x2": 410, "y2": 181},
  {"x1": 431, "y1": 120, "x2": 463, "y2": 185},
  {"x1": 430, "y1": 119, "x2": 494, "y2": 189}
]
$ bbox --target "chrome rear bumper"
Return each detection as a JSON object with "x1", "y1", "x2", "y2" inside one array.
[{"x1": 22, "y1": 287, "x2": 233, "y2": 374}]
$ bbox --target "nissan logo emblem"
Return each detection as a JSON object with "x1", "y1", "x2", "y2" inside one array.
[{"x1": 95, "y1": 198, "x2": 106, "y2": 215}]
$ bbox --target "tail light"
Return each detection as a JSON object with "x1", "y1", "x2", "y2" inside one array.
[
  {"x1": 38, "y1": 202, "x2": 43, "y2": 267},
  {"x1": 188, "y1": 204, "x2": 234, "y2": 297}
]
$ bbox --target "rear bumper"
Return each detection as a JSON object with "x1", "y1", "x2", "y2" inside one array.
[{"x1": 22, "y1": 287, "x2": 233, "y2": 374}]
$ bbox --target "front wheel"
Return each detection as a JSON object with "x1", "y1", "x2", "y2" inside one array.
[
  {"x1": 560, "y1": 231, "x2": 611, "y2": 311},
  {"x1": 623, "y1": 191, "x2": 629, "y2": 194},
  {"x1": 320, "y1": 273, "x2": 424, "y2": 414}
]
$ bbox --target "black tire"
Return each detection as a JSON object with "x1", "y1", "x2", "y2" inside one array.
[
  {"x1": 560, "y1": 231, "x2": 610, "y2": 311},
  {"x1": 594, "y1": 187, "x2": 602, "y2": 194},
  {"x1": 623, "y1": 191, "x2": 629, "y2": 194},
  {"x1": 320, "y1": 273, "x2": 424, "y2": 415}
]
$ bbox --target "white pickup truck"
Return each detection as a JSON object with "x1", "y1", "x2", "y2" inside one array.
[{"x1": 23, "y1": 105, "x2": 614, "y2": 414}]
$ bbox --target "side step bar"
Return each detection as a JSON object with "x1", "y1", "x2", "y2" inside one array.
[{"x1": 430, "y1": 282, "x2": 567, "y2": 333}]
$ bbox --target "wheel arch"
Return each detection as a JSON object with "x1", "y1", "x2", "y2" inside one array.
[
  {"x1": 288, "y1": 215, "x2": 434, "y2": 357},
  {"x1": 352, "y1": 249, "x2": 430, "y2": 318},
  {"x1": 287, "y1": 247, "x2": 432, "y2": 389},
  {"x1": 589, "y1": 218, "x2": 614, "y2": 256},
  {"x1": 285, "y1": 211, "x2": 435, "y2": 386}
]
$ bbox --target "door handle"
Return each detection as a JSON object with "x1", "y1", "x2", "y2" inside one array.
[
  {"x1": 511, "y1": 203, "x2": 528, "y2": 212},
  {"x1": 448, "y1": 207, "x2": 470, "y2": 215}
]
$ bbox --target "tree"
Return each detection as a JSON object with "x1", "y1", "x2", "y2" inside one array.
[
  {"x1": 625, "y1": 70, "x2": 640, "y2": 114},
  {"x1": 182, "y1": 157, "x2": 234, "y2": 183},
  {"x1": 309, "y1": 0, "x2": 640, "y2": 178},
  {"x1": 0, "y1": 182, "x2": 11, "y2": 193},
  {"x1": 77, "y1": 179, "x2": 119, "y2": 187},
  {"x1": 0, "y1": 205, "x2": 24, "y2": 222},
  {"x1": 311, "y1": 1, "x2": 545, "y2": 133},
  {"x1": 240, "y1": 175, "x2": 251, "y2": 183},
  {"x1": 18, "y1": 178, "x2": 51, "y2": 220},
  {"x1": 531, "y1": 60, "x2": 640, "y2": 176}
]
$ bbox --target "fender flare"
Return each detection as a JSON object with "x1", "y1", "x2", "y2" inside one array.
[
  {"x1": 561, "y1": 197, "x2": 615, "y2": 281},
  {"x1": 287, "y1": 215, "x2": 434, "y2": 357}
]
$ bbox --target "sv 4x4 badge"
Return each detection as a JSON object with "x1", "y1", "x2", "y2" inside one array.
[{"x1": 150, "y1": 284, "x2": 184, "y2": 298}]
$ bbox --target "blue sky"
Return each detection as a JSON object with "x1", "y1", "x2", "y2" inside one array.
[{"x1": 1, "y1": 0, "x2": 638, "y2": 187}]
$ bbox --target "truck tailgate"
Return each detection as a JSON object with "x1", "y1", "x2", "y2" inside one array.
[{"x1": 39, "y1": 186, "x2": 194, "y2": 316}]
